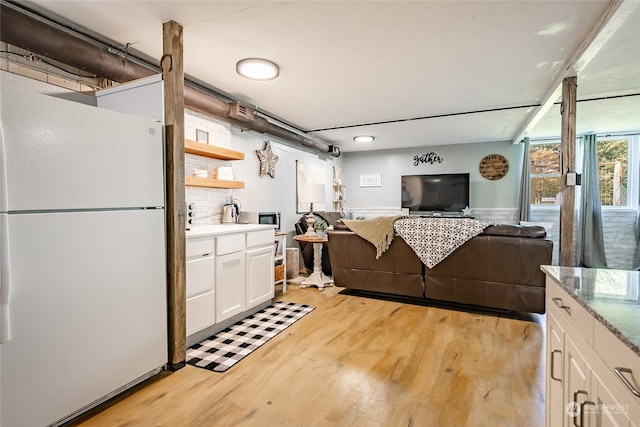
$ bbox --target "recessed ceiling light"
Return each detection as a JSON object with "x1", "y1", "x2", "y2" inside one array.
[
  {"x1": 236, "y1": 58, "x2": 279, "y2": 81},
  {"x1": 353, "y1": 135, "x2": 375, "y2": 143}
]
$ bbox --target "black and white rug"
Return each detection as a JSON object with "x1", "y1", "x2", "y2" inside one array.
[{"x1": 186, "y1": 301, "x2": 315, "y2": 373}]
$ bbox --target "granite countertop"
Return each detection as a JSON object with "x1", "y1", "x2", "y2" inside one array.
[
  {"x1": 541, "y1": 265, "x2": 639, "y2": 356},
  {"x1": 186, "y1": 223, "x2": 276, "y2": 238}
]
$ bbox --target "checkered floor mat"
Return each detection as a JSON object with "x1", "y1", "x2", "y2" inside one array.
[{"x1": 186, "y1": 301, "x2": 315, "y2": 372}]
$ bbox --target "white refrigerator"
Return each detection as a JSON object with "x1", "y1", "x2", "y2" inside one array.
[{"x1": 0, "y1": 86, "x2": 168, "y2": 427}]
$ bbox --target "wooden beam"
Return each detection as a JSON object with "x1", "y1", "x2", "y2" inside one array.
[
  {"x1": 162, "y1": 20, "x2": 186, "y2": 370},
  {"x1": 559, "y1": 76, "x2": 577, "y2": 267}
]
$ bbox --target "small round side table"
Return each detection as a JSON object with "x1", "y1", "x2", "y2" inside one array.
[{"x1": 293, "y1": 234, "x2": 334, "y2": 291}]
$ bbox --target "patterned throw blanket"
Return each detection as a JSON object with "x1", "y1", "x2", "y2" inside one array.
[{"x1": 394, "y1": 217, "x2": 489, "y2": 268}]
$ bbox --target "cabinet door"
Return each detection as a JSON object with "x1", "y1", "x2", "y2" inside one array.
[
  {"x1": 547, "y1": 312, "x2": 566, "y2": 427},
  {"x1": 565, "y1": 335, "x2": 592, "y2": 427},
  {"x1": 186, "y1": 254, "x2": 215, "y2": 336},
  {"x1": 588, "y1": 369, "x2": 638, "y2": 427},
  {"x1": 216, "y1": 251, "x2": 246, "y2": 322},
  {"x1": 246, "y1": 246, "x2": 274, "y2": 308}
]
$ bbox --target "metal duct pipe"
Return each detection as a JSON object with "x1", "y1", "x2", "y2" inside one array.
[{"x1": 0, "y1": 3, "x2": 336, "y2": 156}]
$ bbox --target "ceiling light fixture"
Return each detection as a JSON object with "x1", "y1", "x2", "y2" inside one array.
[
  {"x1": 353, "y1": 135, "x2": 375, "y2": 143},
  {"x1": 236, "y1": 58, "x2": 279, "y2": 81}
]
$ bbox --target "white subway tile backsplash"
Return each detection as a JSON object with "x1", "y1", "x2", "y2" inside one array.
[
  {"x1": 185, "y1": 110, "x2": 231, "y2": 148},
  {"x1": 184, "y1": 110, "x2": 234, "y2": 225}
]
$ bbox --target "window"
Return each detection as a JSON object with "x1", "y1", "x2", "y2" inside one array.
[
  {"x1": 529, "y1": 136, "x2": 638, "y2": 208},
  {"x1": 530, "y1": 142, "x2": 561, "y2": 205},
  {"x1": 597, "y1": 138, "x2": 629, "y2": 207}
]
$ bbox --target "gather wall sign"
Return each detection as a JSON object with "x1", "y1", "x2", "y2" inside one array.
[{"x1": 413, "y1": 152, "x2": 443, "y2": 166}]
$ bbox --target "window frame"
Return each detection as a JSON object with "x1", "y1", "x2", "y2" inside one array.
[
  {"x1": 529, "y1": 139, "x2": 562, "y2": 209},
  {"x1": 529, "y1": 134, "x2": 639, "y2": 211}
]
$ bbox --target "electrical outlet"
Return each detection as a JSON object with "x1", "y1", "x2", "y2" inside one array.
[
  {"x1": 566, "y1": 173, "x2": 576, "y2": 186},
  {"x1": 187, "y1": 203, "x2": 194, "y2": 224}
]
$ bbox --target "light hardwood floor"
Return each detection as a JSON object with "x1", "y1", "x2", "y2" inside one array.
[{"x1": 76, "y1": 285, "x2": 545, "y2": 427}]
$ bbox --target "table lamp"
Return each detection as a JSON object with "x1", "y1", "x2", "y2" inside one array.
[{"x1": 299, "y1": 183, "x2": 325, "y2": 237}]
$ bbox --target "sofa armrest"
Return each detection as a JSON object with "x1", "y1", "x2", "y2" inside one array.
[{"x1": 482, "y1": 224, "x2": 547, "y2": 238}]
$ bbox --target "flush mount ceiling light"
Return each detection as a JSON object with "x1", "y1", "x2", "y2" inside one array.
[
  {"x1": 353, "y1": 135, "x2": 375, "y2": 143},
  {"x1": 236, "y1": 58, "x2": 279, "y2": 81}
]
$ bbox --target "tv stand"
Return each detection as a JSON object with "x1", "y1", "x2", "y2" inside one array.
[{"x1": 411, "y1": 211, "x2": 474, "y2": 219}]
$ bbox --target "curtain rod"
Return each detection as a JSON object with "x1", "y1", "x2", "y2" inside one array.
[{"x1": 529, "y1": 131, "x2": 640, "y2": 143}]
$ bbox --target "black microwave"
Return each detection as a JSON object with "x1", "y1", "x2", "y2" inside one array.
[{"x1": 258, "y1": 212, "x2": 281, "y2": 230}]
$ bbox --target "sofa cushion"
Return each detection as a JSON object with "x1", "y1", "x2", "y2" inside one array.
[{"x1": 482, "y1": 224, "x2": 547, "y2": 238}]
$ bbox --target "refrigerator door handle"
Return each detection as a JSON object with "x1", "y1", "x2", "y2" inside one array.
[{"x1": 1, "y1": 213, "x2": 11, "y2": 342}]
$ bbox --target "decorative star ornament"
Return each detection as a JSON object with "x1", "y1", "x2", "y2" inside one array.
[
  {"x1": 462, "y1": 206, "x2": 473, "y2": 216},
  {"x1": 256, "y1": 140, "x2": 279, "y2": 178}
]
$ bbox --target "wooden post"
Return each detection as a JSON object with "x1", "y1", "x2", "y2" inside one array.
[
  {"x1": 559, "y1": 76, "x2": 577, "y2": 267},
  {"x1": 162, "y1": 20, "x2": 186, "y2": 370}
]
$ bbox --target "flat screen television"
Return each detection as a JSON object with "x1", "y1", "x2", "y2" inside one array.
[{"x1": 401, "y1": 173, "x2": 469, "y2": 213}]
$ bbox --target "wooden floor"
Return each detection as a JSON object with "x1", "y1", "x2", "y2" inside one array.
[{"x1": 77, "y1": 285, "x2": 545, "y2": 427}]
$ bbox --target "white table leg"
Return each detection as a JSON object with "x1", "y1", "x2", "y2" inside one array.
[{"x1": 300, "y1": 242, "x2": 334, "y2": 291}]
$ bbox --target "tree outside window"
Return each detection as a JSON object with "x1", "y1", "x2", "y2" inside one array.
[
  {"x1": 597, "y1": 139, "x2": 628, "y2": 206},
  {"x1": 529, "y1": 138, "x2": 630, "y2": 207},
  {"x1": 530, "y1": 143, "x2": 561, "y2": 205}
]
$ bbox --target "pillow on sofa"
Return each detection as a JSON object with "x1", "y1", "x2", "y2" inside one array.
[
  {"x1": 333, "y1": 219, "x2": 350, "y2": 230},
  {"x1": 482, "y1": 224, "x2": 547, "y2": 238}
]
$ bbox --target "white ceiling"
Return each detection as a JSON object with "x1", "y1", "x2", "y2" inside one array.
[{"x1": 20, "y1": 0, "x2": 640, "y2": 152}]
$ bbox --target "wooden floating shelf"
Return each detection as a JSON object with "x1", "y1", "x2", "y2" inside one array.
[
  {"x1": 184, "y1": 139, "x2": 245, "y2": 161},
  {"x1": 185, "y1": 176, "x2": 245, "y2": 189}
]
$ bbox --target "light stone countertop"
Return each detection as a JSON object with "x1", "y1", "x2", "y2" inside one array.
[
  {"x1": 186, "y1": 223, "x2": 276, "y2": 238},
  {"x1": 541, "y1": 265, "x2": 640, "y2": 356}
]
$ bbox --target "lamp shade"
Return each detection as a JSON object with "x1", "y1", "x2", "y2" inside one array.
[{"x1": 298, "y1": 183, "x2": 325, "y2": 204}]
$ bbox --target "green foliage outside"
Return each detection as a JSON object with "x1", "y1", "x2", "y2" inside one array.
[{"x1": 529, "y1": 139, "x2": 628, "y2": 206}]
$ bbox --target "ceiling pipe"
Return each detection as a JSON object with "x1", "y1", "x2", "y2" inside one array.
[{"x1": 0, "y1": 3, "x2": 335, "y2": 156}]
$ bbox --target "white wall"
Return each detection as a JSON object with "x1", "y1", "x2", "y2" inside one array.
[
  {"x1": 341, "y1": 141, "x2": 524, "y2": 211},
  {"x1": 530, "y1": 207, "x2": 639, "y2": 269},
  {"x1": 183, "y1": 110, "x2": 343, "y2": 237},
  {"x1": 7, "y1": 72, "x2": 636, "y2": 268},
  {"x1": 231, "y1": 127, "x2": 342, "y2": 235}
]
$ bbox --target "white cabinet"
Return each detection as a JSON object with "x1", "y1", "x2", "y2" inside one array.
[
  {"x1": 186, "y1": 236, "x2": 215, "y2": 336},
  {"x1": 246, "y1": 229, "x2": 276, "y2": 308},
  {"x1": 187, "y1": 226, "x2": 275, "y2": 336},
  {"x1": 545, "y1": 278, "x2": 640, "y2": 427},
  {"x1": 216, "y1": 249, "x2": 246, "y2": 323},
  {"x1": 564, "y1": 334, "x2": 591, "y2": 427},
  {"x1": 546, "y1": 312, "x2": 565, "y2": 427},
  {"x1": 246, "y1": 246, "x2": 275, "y2": 308}
]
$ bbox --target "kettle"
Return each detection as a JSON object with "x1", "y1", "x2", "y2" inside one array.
[{"x1": 222, "y1": 201, "x2": 240, "y2": 224}]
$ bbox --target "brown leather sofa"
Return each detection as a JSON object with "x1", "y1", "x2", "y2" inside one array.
[{"x1": 326, "y1": 224, "x2": 553, "y2": 313}]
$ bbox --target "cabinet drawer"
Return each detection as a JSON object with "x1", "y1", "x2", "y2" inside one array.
[
  {"x1": 186, "y1": 255, "x2": 215, "y2": 298},
  {"x1": 186, "y1": 291, "x2": 215, "y2": 336},
  {"x1": 247, "y1": 229, "x2": 274, "y2": 248},
  {"x1": 186, "y1": 236, "x2": 214, "y2": 258},
  {"x1": 217, "y1": 233, "x2": 245, "y2": 255},
  {"x1": 594, "y1": 320, "x2": 640, "y2": 405},
  {"x1": 546, "y1": 278, "x2": 594, "y2": 346}
]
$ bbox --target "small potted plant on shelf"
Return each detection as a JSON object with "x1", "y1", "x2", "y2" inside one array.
[{"x1": 313, "y1": 219, "x2": 328, "y2": 238}]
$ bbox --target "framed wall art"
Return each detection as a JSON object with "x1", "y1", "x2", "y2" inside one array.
[
  {"x1": 296, "y1": 160, "x2": 327, "y2": 213},
  {"x1": 359, "y1": 174, "x2": 381, "y2": 187}
]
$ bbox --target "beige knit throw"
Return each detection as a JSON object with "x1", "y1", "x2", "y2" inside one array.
[{"x1": 342, "y1": 216, "x2": 404, "y2": 258}]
